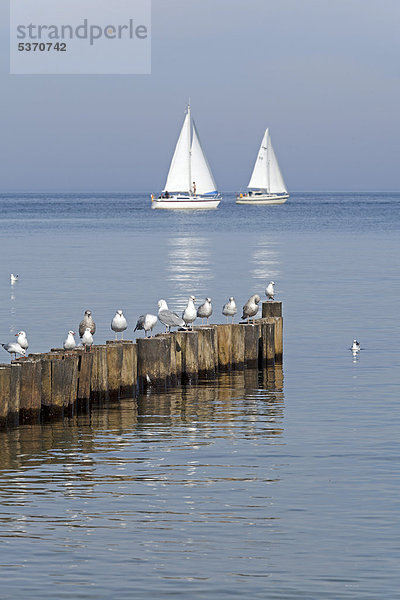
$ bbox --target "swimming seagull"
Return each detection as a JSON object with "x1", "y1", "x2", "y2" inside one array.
[
  {"x1": 351, "y1": 340, "x2": 361, "y2": 352},
  {"x1": 182, "y1": 295, "x2": 197, "y2": 329},
  {"x1": 134, "y1": 314, "x2": 158, "y2": 337},
  {"x1": 157, "y1": 299, "x2": 185, "y2": 332},
  {"x1": 81, "y1": 327, "x2": 94, "y2": 351},
  {"x1": 2, "y1": 342, "x2": 26, "y2": 360},
  {"x1": 63, "y1": 331, "x2": 77, "y2": 351},
  {"x1": 222, "y1": 297, "x2": 237, "y2": 323},
  {"x1": 241, "y1": 294, "x2": 261, "y2": 324},
  {"x1": 79, "y1": 310, "x2": 96, "y2": 338},
  {"x1": 197, "y1": 297, "x2": 212, "y2": 325},
  {"x1": 15, "y1": 331, "x2": 28, "y2": 351},
  {"x1": 265, "y1": 281, "x2": 275, "y2": 300},
  {"x1": 111, "y1": 309, "x2": 127, "y2": 340},
  {"x1": 10, "y1": 274, "x2": 18, "y2": 284}
]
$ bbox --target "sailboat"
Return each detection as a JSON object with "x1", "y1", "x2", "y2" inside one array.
[
  {"x1": 152, "y1": 104, "x2": 221, "y2": 210},
  {"x1": 236, "y1": 128, "x2": 289, "y2": 205}
]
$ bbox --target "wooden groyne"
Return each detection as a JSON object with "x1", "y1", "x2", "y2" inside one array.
[{"x1": 0, "y1": 302, "x2": 283, "y2": 428}]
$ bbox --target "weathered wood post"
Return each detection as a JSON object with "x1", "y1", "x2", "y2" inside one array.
[
  {"x1": 193, "y1": 327, "x2": 217, "y2": 378},
  {"x1": 75, "y1": 348, "x2": 93, "y2": 402},
  {"x1": 106, "y1": 341, "x2": 124, "y2": 398},
  {"x1": 214, "y1": 324, "x2": 232, "y2": 371},
  {"x1": 120, "y1": 340, "x2": 137, "y2": 398},
  {"x1": 137, "y1": 336, "x2": 172, "y2": 391},
  {"x1": 259, "y1": 320, "x2": 276, "y2": 367},
  {"x1": 262, "y1": 301, "x2": 283, "y2": 362},
  {"x1": 174, "y1": 330, "x2": 199, "y2": 384},
  {"x1": 15, "y1": 357, "x2": 42, "y2": 423},
  {"x1": 231, "y1": 324, "x2": 245, "y2": 370},
  {"x1": 9, "y1": 363, "x2": 21, "y2": 424},
  {"x1": 158, "y1": 334, "x2": 178, "y2": 387},
  {"x1": 90, "y1": 345, "x2": 109, "y2": 401},
  {"x1": 0, "y1": 366, "x2": 11, "y2": 426},
  {"x1": 242, "y1": 323, "x2": 262, "y2": 368}
]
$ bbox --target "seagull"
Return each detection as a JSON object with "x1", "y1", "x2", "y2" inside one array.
[
  {"x1": 197, "y1": 297, "x2": 212, "y2": 325},
  {"x1": 10, "y1": 274, "x2": 18, "y2": 284},
  {"x1": 81, "y1": 327, "x2": 93, "y2": 351},
  {"x1": 63, "y1": 331, "x2": 77, "y2": 351},
  {"x1": 158, "y1": 299, "x2": 185, "y2": 332},
  {"x1": 182, "y1": 295, "x2": 197, "y2": 329},
  {"x1": 79, "y1": 310, "x2": 96, "y2": 338},
  {"x1": 134, "y1": 314, "x2": 158, "y2": 337},
  {"x1": 15, "y1": 331, "x2": 28, "y2": 350},
  {"x1": 241, "y1": 294, "x2": 261, "y2": 324},
  {"x1": 2, "y1": 342, "x2": 26, "y2": 360},
  {"x1": 222, "y1": 297, "x2": 237, "y2": 323},
  {"x1": 111, "y1": 309, "x2": 127, "y2": 340},
  {"x1": 265, "y1": 281, "x2": 275, "y2": 300},
  {"x1": 351, "y1": 340, "x2": 361, "y2": 352}
]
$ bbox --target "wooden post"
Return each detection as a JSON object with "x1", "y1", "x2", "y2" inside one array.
[
  {"x1": 137, "y1": 336, "x2": 171, "y2": 391},
  {"x1": 231, "y1": 324, "x2": 245, "y2": 370},
  {"x1": 262, "y1": 301, "x2": 282, "y2": 318},
  {"x1": 0, "y1": 366, "x2": 11, "y2": 425},
  {"x1": 214, "y1": 324, "x2": 232, "y2": 371},
  {"x1": 242, "y1": 323, "x2": 262, "y2": 368},
  {"x1": 17, "y1": 358, "x2": 41, "y2": 423},
  {"x1": 50, "y1": 355, "x2": 79, "y2": 415},
  {"x1": 193, "y1": 327, "x2": 217, "y2": 378},
  {"x1": 259, "y1": 319, "x2": 275, "y2": 367},
  {"x1": 174, "y1": 331, "x2": 199, "y2": 384},
  {"x1": 106, "y1": 341, "x2": 124, "y2": 398},
  {"x1": 274, "y1": 316, "x2": 283, "y2": 363},
  {"x1": 75, "y1": 348, "x2": 93, "y2": 401},
  {"x1": 120, "y1": 341, "x2": 136, "y2": 398},
  {"x1": 9, "y1": 363, "x2": 21, "y2": 424},
  {"x1": 158, "y1": 334, "x2": 178, "y2": 387},
  {"x1": 90, "y1": 345, "x2": 109, "y2": 401}
]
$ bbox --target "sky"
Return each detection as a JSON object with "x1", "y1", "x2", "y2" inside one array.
[{"x1": 0, "y1": 0, "x2": 400, "y2": 192}]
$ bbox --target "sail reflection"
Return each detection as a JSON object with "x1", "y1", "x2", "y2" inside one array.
[
  {"x1": 251, "y1": 241, "x2": 280, "y2": 283},
  {"x1": 166, "y1": 236, "x2": 213, "y2": 308}
]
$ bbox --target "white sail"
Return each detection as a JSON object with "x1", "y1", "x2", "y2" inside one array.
[
  {"x1": 164, "y1": 110, "x2": 191, "y2": 193},
  {"x1": 248, "y1": 129, "x2": 287, "y2": 194},
  {"x1": 190, "y1": 121, "x2": 217, "y2": 195}
]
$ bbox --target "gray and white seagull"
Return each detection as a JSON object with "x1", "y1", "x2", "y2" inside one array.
[
  {"x1": 157, "y1": 299, "x2": 185, "y2": 332},
  {"x1": 241, "y1": 294, "x2": 261, "y2": 324},
  {"x1": 134, "y1": 314, "x2": 158, "y2": 337}
]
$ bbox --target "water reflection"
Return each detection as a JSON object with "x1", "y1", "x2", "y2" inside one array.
[
  {"x1": 0, "y1": 367, "x2": 284, "y2": 598},
  {"x1": 251, "y1": 241, "x2": 280, "y2": 284},
  {"x1": 166, "y1": 237, "x2": 213, "y2": 308}
]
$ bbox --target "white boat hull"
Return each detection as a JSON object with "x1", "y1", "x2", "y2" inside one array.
[
  {"x1": 152, "y1": 195, "x2": 221, "y2": 210},
  {"x1": 235, "y1": 193, "x2": 289, "y2": 205}
]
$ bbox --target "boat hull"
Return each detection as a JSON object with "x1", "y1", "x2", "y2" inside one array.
[
  {"x1": 152, "y1": 195, "x2": 221, "y2": 210},
  {"x1": 235, "y1": 193, "x2": 289, "y2": 205}
]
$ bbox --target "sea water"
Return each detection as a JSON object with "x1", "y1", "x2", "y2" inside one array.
[{"x1": 0, "y1": 192, "x2": 399, "y2": 598}]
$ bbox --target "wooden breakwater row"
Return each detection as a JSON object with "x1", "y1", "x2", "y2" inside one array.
[{"x1": 0, "y1": 301, "x2": 283, "y2": 427}]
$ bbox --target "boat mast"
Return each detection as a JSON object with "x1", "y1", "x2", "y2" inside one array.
[
  {"x1": 188, "y1": 102, "x2": 193, "y2": 195},
  {"x1": 266, "y1": 129, "x2": 271, "y2": 193}
]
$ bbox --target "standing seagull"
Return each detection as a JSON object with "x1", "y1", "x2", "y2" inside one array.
[
  {"x1": 111, "y1": 309, "x2": 127, "y2": 340},
  {"x1": 222, "y1": 297, "x2": 237, "y2": 323},
  {"x1": 265, "y1": 281, "x2": 275, "y2": 300},
  {"x1": 2, "y1": 342, "x2": 26, "y2": 360},
  {"x1": 158, "y1": 299, "x2": 185, "y2": 332},
  {"x1": 63, "y1": 331, "x2": 77, "y2": 351},
  {"x1": 81, "y1": 327, "x2": 93, "y2": 351},
  {"x1": 15, "y1": 331, "x2": 29, "y2": 351},
  {"x1": 241, "y1": 294, "x2": 261, "y2": 324},
  {"x1": 197, "y1": 297, "x2": 212, "y2": 325},
  {"x1": 134, "y1": 314, "x2": 158, "y2": 337},
  {"x1": 79, "y1": 310, "x2": 96, "y2": 338},
  {"x1": 182, "y1": 295, "x2": 197, "y2": 329}
]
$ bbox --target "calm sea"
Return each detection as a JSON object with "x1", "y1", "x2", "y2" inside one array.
[{"x1": 0, "y1": 192, "x2": 399, "y2": 598}]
